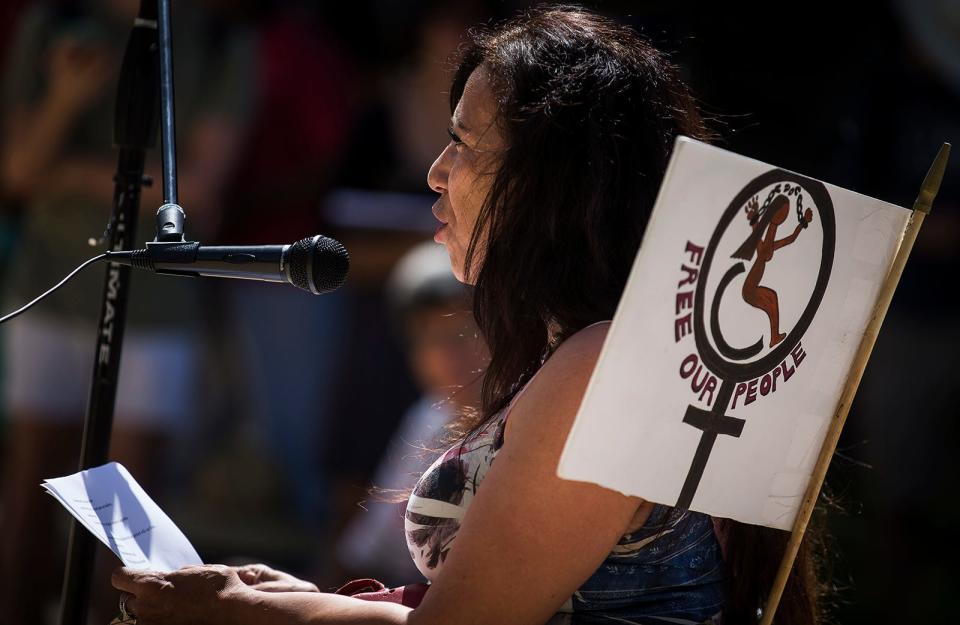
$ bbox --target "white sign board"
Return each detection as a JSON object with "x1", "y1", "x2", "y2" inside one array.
[{"x1": 558, "y1": 137, "x2": 909, "y2": 530}]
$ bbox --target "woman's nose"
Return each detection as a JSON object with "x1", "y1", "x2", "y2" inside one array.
[{"x1": 427, "y1": 144, "x2": 452, "y2": 194}]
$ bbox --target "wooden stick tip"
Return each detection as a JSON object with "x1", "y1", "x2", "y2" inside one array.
[{"x1": 914, "y1": 143, "x2": 951, "y2": 214}]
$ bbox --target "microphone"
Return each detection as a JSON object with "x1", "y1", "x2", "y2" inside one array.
[{"x1": 106, "y1": 235, "x2": 349, "y2": 294}]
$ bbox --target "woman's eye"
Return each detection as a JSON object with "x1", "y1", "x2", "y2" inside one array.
[{"x1": 447, "y1": 127, "x2": 464, "y2": 146}]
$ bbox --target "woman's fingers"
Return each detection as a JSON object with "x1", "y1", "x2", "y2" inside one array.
[
  {"x1": 252, "y1": 580, "x2": 320, "y2": 593},
  {"x1": 111, "y1": 567, "x2": 168, "y2": 594},
  {"x1": 110, "y1": 564, "x2": 247, "y2": 624},
  {"x1": 234, "y1": 563, "x2": 269, "y2": 583},
  {"x1": 123, "y1": 594, "x2": 139, "y2": 618},
  {"x1": 234, "y1": 567, "x2": 258, "y2": 585},
  {"x1": 231, "y1": 563, "x2": 320, "y2": 593}
]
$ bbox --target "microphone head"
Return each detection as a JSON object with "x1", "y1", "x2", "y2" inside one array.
[{"x1": 288, "y1": 235, "x2": 349, "y2": 294}]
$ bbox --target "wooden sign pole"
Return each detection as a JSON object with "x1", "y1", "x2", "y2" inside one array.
[{"x1": 758, "y1": 142, "x2": 951, "y2": 625}]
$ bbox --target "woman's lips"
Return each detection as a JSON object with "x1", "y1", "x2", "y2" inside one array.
[
  {"x1": 432, "y1": 199, "x2": 450, "y2": 243},
  {"x1": 434, "y1": 222, "x2": 449, "y2": 243}
]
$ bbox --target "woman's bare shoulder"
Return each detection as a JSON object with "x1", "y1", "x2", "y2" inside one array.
[
  {"x1": 556, "y1": 321, "x2": 612, "y2": 357},
  {"x1": 506, "y1": 321, "x2": 612, "y2": 436},
  {"x1": 544, "y1": 320, "x2": 612, "y2": 382}
]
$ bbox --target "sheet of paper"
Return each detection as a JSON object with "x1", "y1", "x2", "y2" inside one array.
[
  {"x1": 43, "y1": 462, "x2": 202, "y2": 571},
  {"x1": 557, "y1": 137, "x2": 910, "y2": 530}
]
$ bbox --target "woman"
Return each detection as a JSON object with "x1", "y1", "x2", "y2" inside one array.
[
  {"x1": 112, "y1": 7, "x2": 823, "y2": 625},
  {"x1": 735, "y1": 194, "x2": 815, "y2": 348}
]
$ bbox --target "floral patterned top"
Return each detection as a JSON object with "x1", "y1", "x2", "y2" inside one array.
[
  {"x1": 405, "y1": 398, "x2": 509, "y2": 575},
  {"x1": 404, "y1": 322, "x2": 725, "y2": 623}
]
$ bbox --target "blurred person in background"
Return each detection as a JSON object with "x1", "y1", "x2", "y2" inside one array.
[
  {"x1": 180, "y1": 0, "x2": 356, "y2": 558},
  {"x1": 0, "y1": 0, "x2": 253, "y2": 621},
  {"x1": 317, "y1": 1, "x2": 498, "y2": 563},
  {"x1": 335, "y1": 241, "x2": 487, "y2": 587}
]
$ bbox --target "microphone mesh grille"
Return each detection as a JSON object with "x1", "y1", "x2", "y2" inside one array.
[
  {"x1": 288, "y1": 235, "x2": 349, "y2": 294},
  {"x1": 288, "y1": 238, "x2": 312, "y2": 291},
  {"x1": 311, "y1": 235, "x2": 349, "y2": 293}
]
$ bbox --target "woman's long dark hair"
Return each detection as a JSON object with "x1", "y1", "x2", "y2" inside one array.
[{"x1": 448, "y1": 6, "x2": 827, "y2": 625}]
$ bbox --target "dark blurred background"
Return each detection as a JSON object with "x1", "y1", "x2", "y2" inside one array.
[{"x1": 0, "y1": 1, "x2": 955, "y2": 624}]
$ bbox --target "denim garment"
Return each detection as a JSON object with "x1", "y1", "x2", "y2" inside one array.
[{"x1": 564, "y1": 504, "x2": 724, "y2": 624}]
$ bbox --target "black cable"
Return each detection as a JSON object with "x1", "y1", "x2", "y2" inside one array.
[{"x1": 0, "y1": 253, "x2": 109, "y2": 324}]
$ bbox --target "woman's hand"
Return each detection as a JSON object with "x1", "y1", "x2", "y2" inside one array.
[
  {"x1": 111, "y1": 564, "x2": 250, "y2": 625},
  {"x1": 745, "y1": 195, "x2": 759, "y2": 222},
  {"x1": 232, "y1": 563, "x2": 320, "y2": 593},
  {"x1": 112, "y1": 564, "x2": 410, "y2": 625}
]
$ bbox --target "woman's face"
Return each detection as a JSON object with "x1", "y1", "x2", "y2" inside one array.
[
  {"x1": 771, "y1": 200, "x2": 790, "y2": 225},
  {"x1": 427, "y1": 67, "x2": 504, "y2": 284}
]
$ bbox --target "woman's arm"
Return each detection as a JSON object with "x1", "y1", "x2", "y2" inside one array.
[
  {"x1": 408, "y1": 322, "x2": 644, "y2": 625},
  {"x1": 112, "y1": 566, "x2": 411, "y2": 625},
  {"x1": 113, "y1": 323, "x2": 637, "y2": 625}
]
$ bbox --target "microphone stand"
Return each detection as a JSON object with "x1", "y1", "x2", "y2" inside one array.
[{"x1": 57, "y1": 1, "x2": 179, "y2": 622}]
